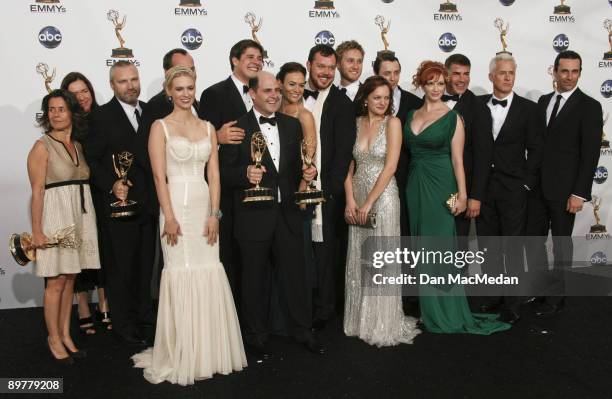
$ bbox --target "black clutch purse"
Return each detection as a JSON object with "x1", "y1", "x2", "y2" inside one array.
[{"x1": 360, "y1": 212, "x2": 377, "y2": 229}]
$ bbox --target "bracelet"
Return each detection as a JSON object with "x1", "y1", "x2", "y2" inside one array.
[{"x1": 209, "y1": 210, "x2": 223, "y2": 219}]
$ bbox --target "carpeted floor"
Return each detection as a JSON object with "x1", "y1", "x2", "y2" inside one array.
[{"x1": 0, "y1": 298, "x2": 610, "y2": 399}]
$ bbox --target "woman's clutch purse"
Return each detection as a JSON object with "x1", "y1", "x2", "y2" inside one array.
[
  {"x1": 446, "y1": 193, "x2": 458, "y2": 211},
  {"x1": 361, "y1": 212, "x2": 377, "y2": 229}
]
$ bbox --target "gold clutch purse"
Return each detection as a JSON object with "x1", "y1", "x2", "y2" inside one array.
[{"x1": 446, "y1": 193, "x2": 458, "y2": 211}]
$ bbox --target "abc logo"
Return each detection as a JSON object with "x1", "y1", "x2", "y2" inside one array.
[
  {"x1": 600, "y1": 80, "x2": 612, "y2": 98},
  {"x1": 181, "y1": 28, "x2": 202, "y2": 50},
  {"x1": 552, "y1": 34, "x2": 569, "y2": 53},
  {"x1": 38, "y1": 26, "x2": 62, "y2": 49},
  {"x1": 315, "y1": 31, "x2": 335, "y2": 46},
  {"x1": 499, "y1": 0, "x2": 515, "y2": 5},
  {"x1": 438, "y1": 33, "x2": 457, "y2": 52},
  {"x1": 594, "y1": 166, "x2": 609, "y2": 184},
  {"x1": 590, "y1": 251, "x2": 607, "y2": 266}
]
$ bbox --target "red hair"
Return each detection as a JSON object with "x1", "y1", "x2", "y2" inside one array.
[{"x1": 412, "y1": 60, "x2": 447, "y2": 89}]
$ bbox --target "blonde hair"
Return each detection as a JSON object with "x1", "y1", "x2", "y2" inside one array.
[{"x1": 164, "y1": 65, "x2": 195, "y2": 91}]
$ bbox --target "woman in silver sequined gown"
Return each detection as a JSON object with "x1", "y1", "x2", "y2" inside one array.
[{"x1": 343, "y1": 76, "x2": 421, "y2": 347}]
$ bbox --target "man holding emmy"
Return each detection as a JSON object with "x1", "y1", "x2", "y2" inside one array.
[
  {"x1": 199, "y1": 39, "x2": 264, "y2": 304},
  {"x1": 303, "y1": 44, "x2": 355, "y2": 331},
  {"x1": 476, "y1": 53, "x2": 543, "y2": 324},
  {"x1": 526, "y1": 50, "x2": 603, "y2": 320},
  {"x1": 84, "y1": 61, "x2": 155, "y2": 346},
  {"x1": 219, "y1": 71, "x2": 325, "y2": 359},
  {"x1": 374, "y1": 52, "x2": 423, "y2": 235},
  {"x1": 443, "y1": 54, "x2": 494, "y2": 238}
]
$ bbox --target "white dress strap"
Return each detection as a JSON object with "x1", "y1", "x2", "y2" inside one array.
[
  {"x1": 205, "y1": 121, "x2": 212, "y2": 143},
  {"x1": 159, "y1": 119, "x2": 170, "y2": 140}
]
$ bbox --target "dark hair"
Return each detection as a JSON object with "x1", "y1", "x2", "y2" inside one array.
[
  {"x1": 307, "y1": 44, "x2": 337, "y2": 63},
  {"x1": 554, "y1": 50, "x2": 582, "y2": 72},
  {"x1": 60, "y1": 72, "x2": 99, "y2": 112},
  {"x1": 444, "y1": 53, "x2": 471, "y2": 69},
  {"x1": 229, "y1": 39, "x2": 264, "y2": 70},
  {"x1": 163, "y1": 48, "x2": 188, "y2": 71},
  {"x1": 36, "y1": 89, "x2": 87, "y2": 141},
  {"x1": 354, "y1": 76, "x2": 394, "y2": 117},
  {"x1": 336, "y1": 40, "x2": 365, "y2": 61},
  {"x1": 412, "y1": 60, "x2": 447, "y2": 89},
  {"x1": 276, "y1": 62, "x2": 306, "y2": 82},
  {"x1": 373, "y1": 52, "x2": 401, "y2": 75}
]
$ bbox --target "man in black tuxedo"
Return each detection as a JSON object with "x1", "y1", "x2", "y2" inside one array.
[
  {"x1": 84, "y1": 61, "x2": 154, "y2": 345},
  {"x1": 219, "y1": 71, "x2": 325, "y2": 358},
  {"x1": 526, "y1": 50, "x2": 603, "y2": 317},
  {"x1": 198, "y1": 39, "x2": 263, "y2": 301},
  {"x1": 336, "y1": 40, "x2": 364, "y2": 102},
  {"x1": 302, "y1": 45, "x2": 355, "y2": 330},
  {"x1": 374, "y1": 52, "x2": 423, "y2": 235},
  {"x1": 476, "y1": 53, "x2": 543, "y2": 323},
  {"x1": 443, "y1": 54, "x2": 494, "y2": 237}
]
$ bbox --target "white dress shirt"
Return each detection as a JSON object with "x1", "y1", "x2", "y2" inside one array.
[
  {"x1": 253, "y1": 109, "x2": 281, "y2": 202},
  {"x1": 117, "y1": 98, "x2": 142, "y2": 132},
  {"x1": 443, "y1": 90, "x2": 459, "y2": 110},
  {"x1": 339, "y1": 80, "x2": 360, "y2": 102},
  {"x1": 546, "y1": 86, "x2": 578, "y2": 125},
  {"x1": 231, "y1": 73, "x2": 253, "y2": 111},
  {"x1": 392, "y1": 86, "x2": 402, "y2": 117},
  {"x1": 487, "y1": 92, "x2": 514, "y2": 141}
]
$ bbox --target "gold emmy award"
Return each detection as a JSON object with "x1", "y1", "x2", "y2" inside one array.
[
  {"x1": 179, "y1": 0, "x2": 201, "y2": 6},
  {"x1": 243, "y1": 132, "x2": 275, "y2": 203},
  {"x1": 439, "y1": 0, "x2": 458, "y2": 13},
  {"x1": 604, "y1": 19, "x2": 612, "y2": 60},
  {"x1": 590, "y1": 196, "x2": 607, "y2": 234},
  {"x1": 35, "y1": 63, "x2": 55, "y2": 94},
  {"x1": 375, "y1": 15, "x2": 394, "y2": 58},
  {"x1": 107, "y1": 9, "x2": 133, "y2": 58},
  {"x1": 314, "y1": 0, "x2": 334, "y2": 9},
  {"x1": 244, "y1": 12, "x2": 268, "y2": 59},
  {"x1": 603, "y1": 113, "x2": 610, "y2": 149},
  {"x1": 494, "y1": 18, "x2": 511, "y2": 55},
  {"x1": 9, "y1": 225, "x2": 80, "y2": 266},
  {"x1": 110, "y1": 151, "x2": 138, "y2": 218},
  {"x1": 294, "y1": 139, "x2": 325, "y2": 205},
  {"x1": 547, "y1": 65, "x2": 557, "y2": 91},
  {"x1": 553, "y1": 0, "x2": 571, "y2": 15}
]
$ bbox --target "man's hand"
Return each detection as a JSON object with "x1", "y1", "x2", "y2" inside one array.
[
  {"x1": 302, "y1": 164, "x2": 317, "y2": 182},
  {"x1": 247, "y1": 165, "x2": 267, "y2": 185},
  {"x1": 566, "y1": 195, "x2": 584, "y2": 214},
  {"x1": 112, "y1": 179, "x2": 130, "y2": 200},
  {"x1": 465, "y1": 198, "x2": 481, "y2": 219},
  {"x1": 217, "y1": 121, "x2": 245, "y2": 144}
]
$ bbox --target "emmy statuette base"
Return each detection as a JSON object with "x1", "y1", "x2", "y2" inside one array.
[
  {"x1": 294, "y1": 189, "x2": 326, "y2": 205},
  {"x1": 602, "y1": 140, "x2": 610, "y2": 149},
  {"x1": 604, "y1": 52, "x2": 612, "y2": 61},
  {"x1": 439, "y1": 3, "x2": 458, "y2": 12},
  {"x1": 110, "y1": 200, "x2": 138, "y2": 219},
  {"x1": 9, "y1": 233, "x2": 35, "y2": 266},
  {"x1": 553, "y1": 5, "x2": 571, "y2": 14},
  {"x1": 314, "y1": 1, "x2": 334, "y2": 9},
  {"x1": 590, "y1": 224, "x2": 607, "y2": 234},
  {"x1": 377, "y1": 50, "x2": 395, "y2": 58},
  {"x1": 111, "y1": 48, "x2": 134, "y2": 58},
  {"x1": 179, "y1": 0, "x2": 201, "y2": 6},
  {"x1": 243, "y1": 187, "x2": 275, "y2": 203}
]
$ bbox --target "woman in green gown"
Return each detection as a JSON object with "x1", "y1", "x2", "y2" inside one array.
[{"x1": 404, "y1": 61, "x2": 510, "y2": 334}]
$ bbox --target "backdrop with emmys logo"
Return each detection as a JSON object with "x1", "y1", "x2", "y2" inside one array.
[{"x1": 0, "y1": 0, "x2": 610, "y2": 309}]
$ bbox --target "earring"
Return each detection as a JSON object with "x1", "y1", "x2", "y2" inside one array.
[{"x1": 364, "y1": 102, "x2": 368, "y2": 107}]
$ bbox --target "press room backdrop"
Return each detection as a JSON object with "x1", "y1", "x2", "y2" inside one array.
[{"x1": 0, "y1": 0, "x2": 610, "y2": 309}]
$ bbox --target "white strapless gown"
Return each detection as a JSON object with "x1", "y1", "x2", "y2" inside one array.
[{"x1": 132, "y1": 120, "x2": 247, "y2": 385}]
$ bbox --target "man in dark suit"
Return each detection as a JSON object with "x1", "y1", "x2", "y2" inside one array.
[
  {"x1": 198, "y1": 39, "x2": 263, "y2": 301},
  {"x1": 336, "y1": 40, "x2": 364, "y2": 102},
  {"x1": 374, "y1": 52, "x2": 423, "y2": 235},
  {"x1": 302, "y1": 45, "x2": 356, "y2": 330},
  {"x1": 443, "y1": 54, "x2": 494, "y2": 237},
  {"x1": 84, "y1": 61, "x2": 154, "y2": 345},
  {"x1": 476, "y1": 54, "x2": 543, "y2": 323},
  {"x1": 526, "y1": 50, "x2": 603, "y2": 318},
  {"x1": 219, "y1": 71, "x2": 325, "y2": 358}
]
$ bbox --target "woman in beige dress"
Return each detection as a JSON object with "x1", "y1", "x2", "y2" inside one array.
[{"x1": 28, "y1": 89, "x2": 100, "y2": 364}]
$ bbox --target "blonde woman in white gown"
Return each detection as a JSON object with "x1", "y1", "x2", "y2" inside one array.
[{"x1": 132, "y1": 66, "x2": 247, "y2": 385}]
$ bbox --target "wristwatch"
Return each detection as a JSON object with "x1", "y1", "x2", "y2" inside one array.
[{"x1": 210, "y1": 210, "x2": 223, "y2": 220}]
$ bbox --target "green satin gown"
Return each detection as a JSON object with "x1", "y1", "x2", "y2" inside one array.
[{"x1": 404, "y1": 109, "x2": 510, "y2": 335}]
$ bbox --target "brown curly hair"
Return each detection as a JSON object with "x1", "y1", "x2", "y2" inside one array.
[
  {"x1": 412, "y1": 60, "x2": 447, "y2": 89},
  {"x1": 354, "y1": 76, "x2": 394, "y2": 117}
]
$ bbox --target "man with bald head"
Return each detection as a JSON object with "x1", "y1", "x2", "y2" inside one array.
[
  {"x1": 219, "y1": 71, "x2": 325, "y2": 359},
  {"x1": 84, "y1": 61, "x2": 155, "y2": 346}
]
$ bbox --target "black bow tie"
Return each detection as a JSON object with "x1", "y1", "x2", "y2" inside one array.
[
  {"x1": 339, "y1": 87, "x2": 348, "y2": 95},
  {"x1": 242, "y1": 85, "x2": 249, "y2": 94},
  {"x1": 304, "y1": 89, "x2": 319, "y2": 100},
  {"x1": 259, "y1": 115, "x2": 277, "y2": 126},
  {"x1": 492, "y1": 98, "x2": 508, "y2": 107},
  {"x1": 442, "y1": 94, "x2": 460, "y2": 102}
]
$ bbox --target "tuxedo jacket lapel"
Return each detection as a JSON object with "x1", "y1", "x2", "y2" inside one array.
[
  {"x1": 550, "y1": 88, "x2": 581, "y2": 130},
  {"x1": 246, "y1": 111, "x2": 277, "y2": 175},
  {"x1": 277, "y1": 115, "x2": 290, "y2": 174},
  {"x1": 497, "y1": 95, "x2": 521, "y2": 142},
  {"x1": 225, "y1": 76, "x2": 248, "y2": 117},
  {"x1": 110, "y1": 97, "x2": 138, "y2": 134}
]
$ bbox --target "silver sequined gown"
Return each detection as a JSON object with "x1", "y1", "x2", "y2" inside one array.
[{"x1": 343, "y1": 116, "x2": 421, "y2": 347}]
